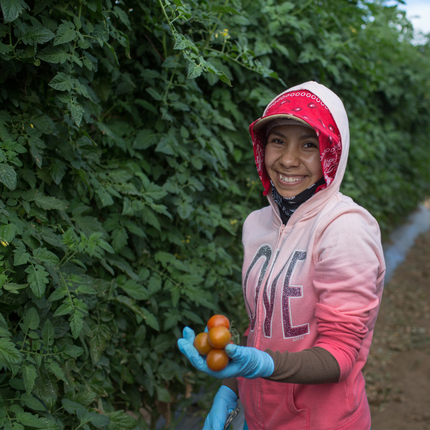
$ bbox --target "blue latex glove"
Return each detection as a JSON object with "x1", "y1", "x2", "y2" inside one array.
[
  {"x1": 177, "y1": 327, "x2": 274, "y2": 379},
  {"x1": 203, "y1": 385, "x2": 237, "y2": 430}
]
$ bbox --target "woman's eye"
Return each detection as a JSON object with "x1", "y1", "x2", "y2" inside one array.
[
  {"x1": 269, "y1": 138, "x2": 283, "y2": 145},
  {"x1": 303, "y1": 142, "x2": 318, "y2": 148}
]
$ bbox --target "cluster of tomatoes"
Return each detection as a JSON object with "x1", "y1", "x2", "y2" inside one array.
[{"x1": 193, "y1": 314, "x2": 232, "y2": 371}]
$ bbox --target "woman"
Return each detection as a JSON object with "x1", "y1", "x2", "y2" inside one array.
[{"x1": 178, "y1": 81, "x2": 385, "y2": 430}]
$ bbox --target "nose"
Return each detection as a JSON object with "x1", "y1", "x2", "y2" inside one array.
[{"x1": 279, "y1": 145, "x2": 300, "y2": 168}]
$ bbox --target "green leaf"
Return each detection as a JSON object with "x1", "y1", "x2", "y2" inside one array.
[
  {"x1": 48, "y1": 361, "x2": 67, "y2": 382},
  {"x1": 111, "y1": 227, "x2": 128, "y2": 252},
  {"x1": 123, "y1": 221, "x2": 146, "y2": 238},
  {"x1": 114, "y1": 6, "x2": 131, "y2": 29},
  {"x1": 42, "y1": 320, "x2": 54, "y2": 346},
  {"x1": 22, "y1": 307, "x2": 40, "y2": 332},
  {"x1": 0, "y1": 163, "x2": 17, "y2": 190},
  {"x1": 22, "y1": 26, "x2": 55, "y2": 45},
  {"x1": 155, "y1": 385, "x2": 171, "y2": 402},
  {"x1": 211, "y1": 5, "x2": 242, "y2": 14},
  {"x1": 63, "y1": 345, "x2": 84, "y2": 358},
  {"x1": 177, "y1": 200, "x2": 193, "y2": 219},
  {"x1": 0, "y1": 223, "x2": 18, "y2": 244},
  {"x1": 187, "y1": 61, "x2": 203, "y2": 79},
  {"x1": 49, "y1": 162, "x2": 66, "y2": 185},
  {"x1": 107, "y1": 410, "x2": 136, "y2": 429},
  {"x1": 0, "y1": 41, "x2": 12, "y2": 54},
  {"x1": 10, "y1": 378, "x2": 25, "y2": 390},
  {"x1": 181, "y1": 310, "x2": 204, "y2": 324},
  {"x1": 25, "y1": 264, "x2": 49, "y2": 298},
  {"x1": 52, "y1": 300, "x2": 73, "y2": 317},
  {"x1": 69, "y1": 310, "x2": 84, "y2": 339},
  {"x1": 147, "y1": 275, "x2": 162, "y2": 294},
  {"x1": 89, "y1": 324, "x2": 111, "y2": 365},
  {"x1": 141, "y1": 206, "x2": 160, "y2": 230},
  {"x1": 0, "y1": 327, "x2": 12, "y2": 337},
  {"x1": 21, "y1": 395, "x2": 47, "y2": 412},
  {"x1": 47, "y1": 286, "x2": 67, "y2": 302},
  {"x1": 15, "y1": 411, "x2": 47, "y2": 428},
  {"x1": 54, "y1": 23, "x2": 76, "y2": 45},
  {"x1": 0, "y1": 0, "x2": 29, "y2": 23},
  {"x1": 35, "y1": 194, "x2": 67, "y2": 210},
  {"x1": 86, "y1": 412, "x2": 110, "y2": 429},
  {"x1": 3, "y1": 282, "x2": 28, "y2": 294},
  {"x1": 33, "y1": 367, "x2": 58, "y2": 411},
  {"x1": 37, "y1": 46, "x2": 69, "y2": 64},
  {"x1": 48, "y1": 72, "x2": 73, "y2": 91},
  {"x1": 32, "y1": 115, "x2": 57, "y2": 135},
  {"x1": 22, "y1": 364, "x2": 37, "y2": 396},
  {"x1": 13, "y1": 245, "x2": 31, "y2": 266},
  {"x1": 33, "y1": 247, "x2": 60, "y2": 265},
  {"x1": 70, "y1": 100, "x2": 84, "y2": 126},
  {"x1": 163, "y1": 311, "x2": 181, "y2": 330},
  {"x1": 62, "y1": 398, "x2": 86, "y2": 414},
  {"x1": 34, "y1": 0, "x2": 52, "y2": 15},
  {"x1": 95, "y1": 187, "x2": 114, "y2": 208},
  {"x1": 154, "y1": 251, "x2": 175, "y2": 264},
  {"x1": 145, "y1": 87, "x2": 162, "y2": 101},
  {"x1": 76, "y1": 284, "x2": 97, "y2": 295},
  {"x1": 133, "y1": 129, "x2": 157, "y2": 150},
  {"x1": 120, "y1": 279, "x2": 150, "y2": 300},
  {"x1": 155, "y1": 135, "x2": 176, "y2": 155},
  {"x1": 0, "y1": 338, "x2": 22, "y2": 365},
  {"x1": 141, "y1": 306, "x2": 159, "y2": 331}
]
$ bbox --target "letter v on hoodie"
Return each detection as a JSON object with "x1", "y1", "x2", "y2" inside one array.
[{"x1": 238, "y1": 81, "x2": 386, "y2": 430}]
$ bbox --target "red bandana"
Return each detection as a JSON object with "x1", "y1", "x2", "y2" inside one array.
[{"x1": 249, "y1": 90, "x2": 342, "y2": 196}]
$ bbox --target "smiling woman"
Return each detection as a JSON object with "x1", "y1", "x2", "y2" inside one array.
[
  {"x1": 178, "y1": 81, "x2": 386, "y2": 430},
  {"x1": 264, "y1": 124, "x2": 322, "y2": 199}
]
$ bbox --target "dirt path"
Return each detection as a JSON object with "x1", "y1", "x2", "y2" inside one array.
[{"x1": 364, "y1": 229, "x2": 430, "y2": 430}]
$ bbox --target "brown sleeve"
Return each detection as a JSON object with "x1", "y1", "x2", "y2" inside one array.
[
  {"x1": 221, "y1": 334, "x2": 248, "y2": 397},
  {"x1": 263, "y1": 346, "x2": 340, "y2": 384}
]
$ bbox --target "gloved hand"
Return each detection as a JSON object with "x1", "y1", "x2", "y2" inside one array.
[
  {"x1": 203, "y1": 385, "x2": 237, "y2": 430},
  {"x1": 177, "y1": 327, "x2": 274, "y2": 379}
]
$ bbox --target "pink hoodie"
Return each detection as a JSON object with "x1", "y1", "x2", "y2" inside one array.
[{"x1": 237, "y1": 81, "x2": 385, "y2": 430}]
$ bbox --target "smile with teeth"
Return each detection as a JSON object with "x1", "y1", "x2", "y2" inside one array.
[{"x1": 279, "y1": 173, "x2": 305, "y2": 183}]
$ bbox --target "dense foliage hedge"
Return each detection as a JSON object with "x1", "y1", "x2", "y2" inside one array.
[{"x1": 1, "y1": 0, "x2": 430, "y2": 429}]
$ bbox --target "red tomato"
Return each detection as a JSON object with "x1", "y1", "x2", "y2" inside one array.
[
  {"x1": 206, "y1": 349, "x2": 229, "y2": 371},
  {"x1": 207, "y1": 314, "x2": 230, "y2": 330},
  {"x1": 208, "y1": 326, "x2": 231, "y2": 349},
  {"x1": 193, "y1": 332, "x2": 213, "y2": 356}
]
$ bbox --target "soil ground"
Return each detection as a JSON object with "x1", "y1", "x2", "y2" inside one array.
[{"x1": 364, "y1": 228, "x2": 430, "y2": 430}]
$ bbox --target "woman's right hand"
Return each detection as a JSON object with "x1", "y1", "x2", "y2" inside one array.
[{"x1": 203, "y1": 386, "x2": 237, "y2": 430}]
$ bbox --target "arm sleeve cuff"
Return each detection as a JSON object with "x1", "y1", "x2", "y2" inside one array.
[
  {"x1": 222, "y1": 378, "x2": 238, "y2": 396},
  {"x1": 263, "y1": 346, "x2": 340, "y2": 384}
]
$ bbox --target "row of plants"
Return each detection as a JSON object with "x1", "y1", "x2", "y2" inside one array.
[{"x1": 1, "y1": 0, "x2": 429, "y2": 429}]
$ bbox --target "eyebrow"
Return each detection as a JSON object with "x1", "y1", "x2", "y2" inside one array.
[{"x1": 269, "y1": 131, "x2": 319, "y2": 140}]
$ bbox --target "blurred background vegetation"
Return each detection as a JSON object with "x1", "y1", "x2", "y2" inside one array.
[{"x1": 0, "y1": 0, "x2": 429, "y2": 429}]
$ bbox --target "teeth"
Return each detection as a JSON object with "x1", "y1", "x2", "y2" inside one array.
[{"x1": 280, "y1": 174, "x2": 302, "y2": 183}]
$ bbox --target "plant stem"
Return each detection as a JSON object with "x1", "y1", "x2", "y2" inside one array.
[
  {"x1": 162, "y1": 32, "x2": 167, "y2": 59},
  {"x1": 58, "y1": 268, "x2": 75, "y2": 311},
  {"x1": 147, "y1": 264, "x2": 181, "y2": 288},
  {"x1": 202, "y1": 0, "x2": 230, "y2": 50},
  {"x1": 163, "y1": 69, "x2": 176, "y2": 102},
  {"x1": 157, "y1": 0, "x2": 175, "y2": 34},
  {"x1": 60, "y1": 250, "x2": 78, "y2": 267},
  {"x1": 245, "y1": 181, "x2": 258, "y2": 203}
]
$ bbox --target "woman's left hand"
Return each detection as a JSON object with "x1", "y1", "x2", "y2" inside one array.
[{"x1": 177, "y1": 327, "x2": 274, "y2": 379}]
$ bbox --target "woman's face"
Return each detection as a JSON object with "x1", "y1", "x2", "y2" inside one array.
[{"x1": 264, "y1": 124, "x2": 323, "y2": 198}]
